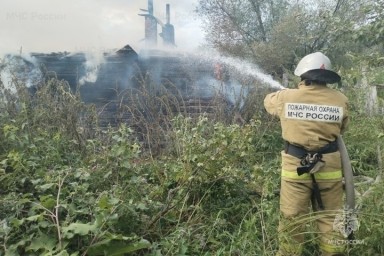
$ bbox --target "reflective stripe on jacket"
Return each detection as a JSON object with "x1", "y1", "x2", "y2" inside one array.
[{"x1": 264, "y1": 82, "x2": 349, "y2": 182}]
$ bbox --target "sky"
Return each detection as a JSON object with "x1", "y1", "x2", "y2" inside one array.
[{"x1": 0, "y1": 0, "x2": 206, "y2": 56}]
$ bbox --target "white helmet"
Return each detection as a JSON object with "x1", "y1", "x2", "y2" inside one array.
[{"x1": 294, "y1": 52, "x2": 341, "y2": 84}]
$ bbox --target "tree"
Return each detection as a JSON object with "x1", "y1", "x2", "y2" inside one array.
[
  {"x1": 197, "y1": 0, "x2": 290, "y2": 58},
  {"x1": 351, "y1": 0, "x2": 384, "y2": 67},
  {"x1": 196, "y1": 0, "x2": 377, "y2": 78}
]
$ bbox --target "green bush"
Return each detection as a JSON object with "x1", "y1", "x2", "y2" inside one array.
[{"x1": 0, "y1": 73, "x2": 383, "y2": 256}]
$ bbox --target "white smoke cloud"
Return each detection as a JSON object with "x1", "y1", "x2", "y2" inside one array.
[
  {"x1": 0, "y1": 0, "x2": 205, "y2": 56},
  {"x1": 0, "y1": 54, "x2": 42, "y2": 92}
]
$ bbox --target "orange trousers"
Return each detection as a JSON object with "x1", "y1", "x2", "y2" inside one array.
[{"x1": 277, "y1": 179, "x2": 346, "y2": 256}]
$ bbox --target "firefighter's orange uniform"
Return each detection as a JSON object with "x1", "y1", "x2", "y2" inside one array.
[{"x1": 264, "y1": 52, "x2": 349, "y2": 256}]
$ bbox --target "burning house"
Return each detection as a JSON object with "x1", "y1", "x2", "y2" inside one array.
[{"x1": 0, "y1": 0, "x2": 276, "y2": 127}]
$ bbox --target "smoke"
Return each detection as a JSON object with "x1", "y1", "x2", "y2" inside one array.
[
  {"x1": 0, "y1": 0, "x2": 287, "y2": 117},
  {"x1": 0, "y1": 46, "x2": 284, "y2": 111},
  {"x1": 0, "y1": 0, "x2": 205, "y2": 56},
  {"x1": 79, "y1": 51, "x2": 106, "y2": 85},
  {"x1": 195, "y1": 77, "x2": 248, "y2": 108},
  {"x1": 0, "y1": 53, "x2": 42, "y2": 92},
  {"x1": 0, "y1": 50, "x2": 107, "y2": 94},
  {"x1": 176, "y1": 50, "x2": 283, "y2": 109},
  {"x1": 138, "y1": 48, "x2": 281, "y2": 110}
]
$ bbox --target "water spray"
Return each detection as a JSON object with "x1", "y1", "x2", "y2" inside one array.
[{"x1": 193, "y1": 51, "x2": 285, "y2": 90}]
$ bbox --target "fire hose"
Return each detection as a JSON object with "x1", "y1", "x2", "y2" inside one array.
[
  {"x1": 336, "y1": 135, "x2": 358, "y2": 240},
  {"x1": 337, "y1": 135, "x2": 355, "y2": 211}
]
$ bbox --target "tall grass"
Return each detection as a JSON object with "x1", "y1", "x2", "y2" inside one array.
[{"x1": 0, "y1": 72, "x2": 383, "y2": 255}]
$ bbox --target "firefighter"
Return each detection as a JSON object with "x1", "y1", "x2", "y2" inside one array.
[{"x1": 264, "y1": 52, "x2": 349, "y2": 256}]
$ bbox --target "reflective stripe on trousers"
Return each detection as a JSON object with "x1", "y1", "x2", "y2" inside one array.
[{"x1": 281, "y1": 169, "x2": 342, "y2": 180}]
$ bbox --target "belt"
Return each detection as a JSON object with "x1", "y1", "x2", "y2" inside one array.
[
  {"x1": 284, "y1": 140, "x2": 338, "y2": 159},
  {"x1": 284, "y1": 140, "x2": 339, "y2": 211}
]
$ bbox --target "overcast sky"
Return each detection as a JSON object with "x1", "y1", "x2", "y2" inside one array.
[{"x1": 0, "y1": 0, "x2": 206, "y2": 56}]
